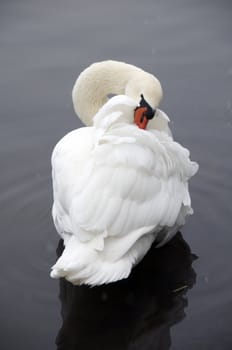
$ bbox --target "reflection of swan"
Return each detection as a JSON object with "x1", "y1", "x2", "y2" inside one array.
[
  {"x1": 51, "y1": 61, "x2": 198, "y2": 285},
  {"x1": 55, "y1": 232, "x2": 196, "y2": 350}
]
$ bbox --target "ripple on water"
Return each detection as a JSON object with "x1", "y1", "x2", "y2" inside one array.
[{"x1": 0, "y1": 170, "x2": 58, "y2": 315}]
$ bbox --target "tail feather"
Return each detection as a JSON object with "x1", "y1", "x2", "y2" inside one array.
[
  {"x1": 50, "y1": 235, "x2": 131, "y2": 286},
  {"x1": 50, "y1": 231, "x2": 155, "y2": 286}
]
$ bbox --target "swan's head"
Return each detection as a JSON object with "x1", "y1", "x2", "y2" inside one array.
[
  {"x1": 125, "y1": 71, "x2": 163, "y2": 129},
  {"x1": 72, "y1": 60, "x2": 163, "y2": 128}
]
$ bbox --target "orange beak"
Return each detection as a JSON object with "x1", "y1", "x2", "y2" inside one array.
[{"x1": 134, "y1": 107, "x2": 149, "y2": 129}]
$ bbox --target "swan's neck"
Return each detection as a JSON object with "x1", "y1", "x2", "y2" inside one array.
[{"x1": 72, "y1": 60, "x2": 163, "y2": 126}]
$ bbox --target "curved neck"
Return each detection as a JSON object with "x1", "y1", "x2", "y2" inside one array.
[{"x1": 72, "y1": 60, "x2": 162, "y2": 126}]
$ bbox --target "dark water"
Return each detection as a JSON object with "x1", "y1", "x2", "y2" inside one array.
[{"x1": 1, "y1": 0, "x2": 232, "y2": 349}]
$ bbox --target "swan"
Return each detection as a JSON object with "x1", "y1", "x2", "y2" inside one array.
[{"x1": 50, "y1": 60, "x2": 198, "y2": 286}]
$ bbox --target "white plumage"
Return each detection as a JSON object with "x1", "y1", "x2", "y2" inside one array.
[{"x1": 50, "y1": 61, "x2": 198, "y2": 286}]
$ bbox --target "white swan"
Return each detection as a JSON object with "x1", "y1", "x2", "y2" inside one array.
[{"x1": 50, "y1": 60, "x2": 198, "y2": 286}]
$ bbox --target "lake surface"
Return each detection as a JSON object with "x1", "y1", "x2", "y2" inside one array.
[{"x1": 1, "y1": 0, "x2": 232, "y2": 349}]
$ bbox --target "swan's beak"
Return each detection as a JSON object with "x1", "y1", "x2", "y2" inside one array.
[
  {"x1": 134, "y1": 106, "x2": 156, "y2": 129},
  {"x1": 134, "y1": 94, "x2": 156, "y2": 129}
]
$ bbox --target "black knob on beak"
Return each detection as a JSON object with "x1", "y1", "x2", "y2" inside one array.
[{"x1": 138, "y1": 94, "x2": 156, "y2": 120}]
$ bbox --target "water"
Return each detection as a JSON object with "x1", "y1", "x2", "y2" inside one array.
[{"x1": 1, "y1": 0, "x2": 232, "y2": 349}]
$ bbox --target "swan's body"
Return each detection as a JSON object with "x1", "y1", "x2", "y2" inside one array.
[{"x1": 51, "y1": 61, "x2": 198, "y2": 286}]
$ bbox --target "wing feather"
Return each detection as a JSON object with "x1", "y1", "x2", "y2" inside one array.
[{"x1": 52, "y1": 124, "x2": 198, "y2": 248}]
